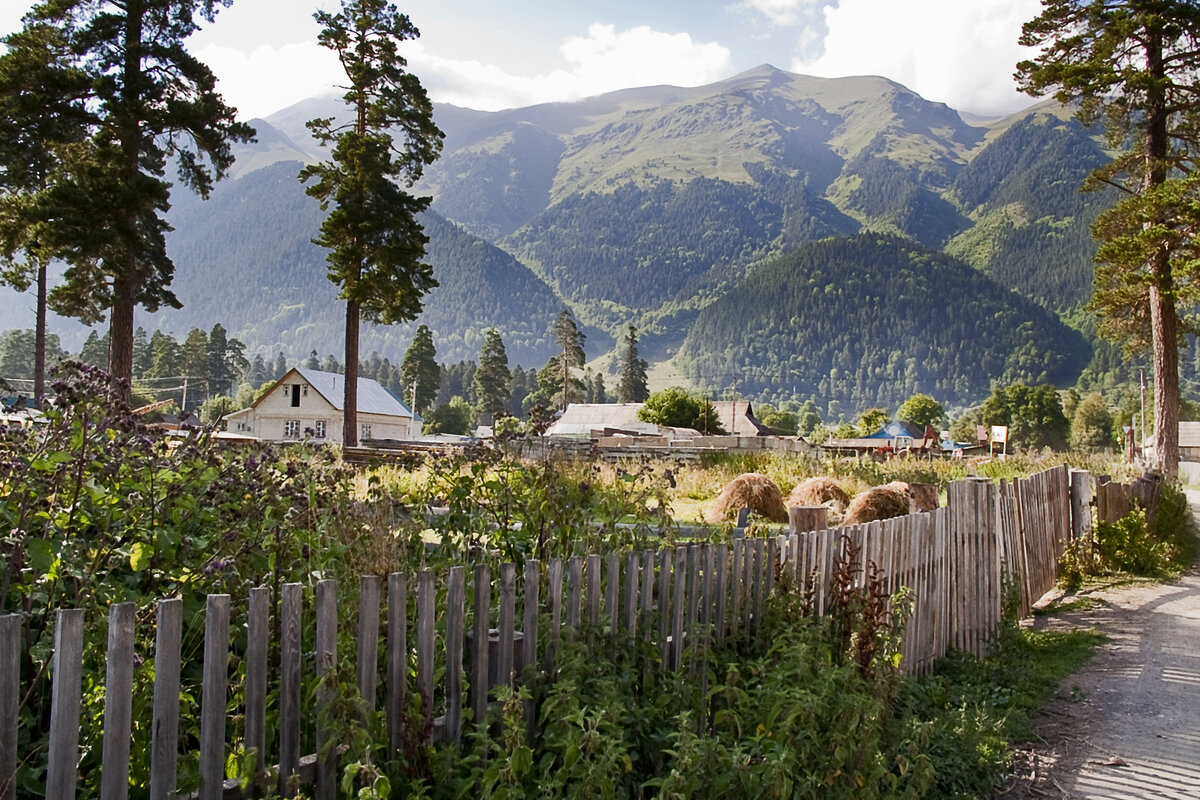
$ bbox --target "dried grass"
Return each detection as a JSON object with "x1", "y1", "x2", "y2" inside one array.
[
  {"x1": 706, "y1": 472, "x2": 789, "y2": 523},
  {"x1": 842, "y1": 482, "x2": 911, "y2": 526},
  {"x1": 787, "y1": 477, "x2": 850, "y2": 511}
]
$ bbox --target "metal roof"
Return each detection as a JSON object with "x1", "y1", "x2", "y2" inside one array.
[{"x1": 281, "y1": 367, "x2": 414, "y2": 419}]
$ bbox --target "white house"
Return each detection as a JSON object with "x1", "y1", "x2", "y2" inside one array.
[{"x1": 224, "y1": 367, "x2": 419, "y2": 444}]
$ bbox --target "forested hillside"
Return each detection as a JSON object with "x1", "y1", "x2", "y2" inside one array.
[
  {"x1": 946, "y1": 114, "x2": 1113, "y2": 311},
  {"x1": 676, "y1": 235, "x2": 1091, "y2": 411},
  {"x1": 155, "y1": 161, "x2": 569, "y2": 366}
]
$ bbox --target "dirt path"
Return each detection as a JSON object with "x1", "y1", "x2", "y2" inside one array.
[{"x1": 999, "y1": 492, "x2": 1200, "y2": 799}]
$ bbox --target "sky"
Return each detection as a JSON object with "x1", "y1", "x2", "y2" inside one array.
[{"x1": 1, "y1": 0, "x2": 1046, "y2": 121}]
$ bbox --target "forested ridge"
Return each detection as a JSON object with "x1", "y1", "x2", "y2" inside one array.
[
  {"x1": 676, "y1": 235, "x2": 1091, "y2": 411},
  {"x1": 156, "y1": 161, "x2": 567, "y2": 366}
]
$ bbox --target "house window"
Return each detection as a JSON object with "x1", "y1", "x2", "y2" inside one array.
[
  {"x1": 291, "y1": 384, "x2": 301, "y2": 407},
  {"x1": 284, "y1": 420, "x2": 300, "y2": 438},
  {"x1": 314, "y1": 420, "x2": 326, "y2": 439},
  {"x1": 361, "y1": 423, "x2": 372, "y2": 441}
]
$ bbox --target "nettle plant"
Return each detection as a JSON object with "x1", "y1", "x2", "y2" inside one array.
[
  {"x1": 0, "y1": 363, "x2": 379, "y2": 796},
  {"x1": 413, "y1": 445, "x2": 676, "y2": 565}
]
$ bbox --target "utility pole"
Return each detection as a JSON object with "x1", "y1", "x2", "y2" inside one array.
[
  {"x1": 730, "y1": 375, "x2": 738, "y2": 435},
  {"x1": 1140, "y1": 368, "x2": 1146, "y2": 461}
]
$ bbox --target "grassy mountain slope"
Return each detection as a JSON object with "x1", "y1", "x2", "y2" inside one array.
[{"x1": 676, "y1": 235, "x2": 1091, "y2": 411}]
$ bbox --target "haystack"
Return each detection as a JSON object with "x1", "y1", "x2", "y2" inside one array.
[
  {"x1": 787, "y1": 477, "x2": 850, "y2": 511},
  {"x1": 706, "y1": 473, "x2": 789, "y2": 523},
  {"x1": 842, "y1": 482, "x2": 910, "y2": 526}
]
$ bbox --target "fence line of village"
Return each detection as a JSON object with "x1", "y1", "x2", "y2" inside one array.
[{"x1": 1, "y1": 465, "x2": 1150, "y2": 800}]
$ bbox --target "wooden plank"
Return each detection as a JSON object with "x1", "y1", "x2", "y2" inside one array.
[
  {"x1": 605, "y1": 553, "x2": 620, "y2": 628},
  {"x1": 0, "y1": 615, "x2": 18, "y2": 800},
  {"x1": 730, "y1": 538, "x2": 742, "y2": 638},
  {"x1": 671, "y1": 548, "x2": 687, "y2": 670},
  {"x1": 764, "y1": 536, "x2": 776, "y2": 599},
  {"x1": 471, "y1": 565, "x2": 490, "y2": 729},
  {"x1": 357, "y1": 576, "x2": 382, "y2": 711},
  {"x1": 417, "y1": 570, "x2": 436, "y2": 736},
  {"x1": 625, "y1": 552, "x2": 640, "y2": 635},
  {"x1": 702, "y1": 545, "x2": 715, "y2": 630},
  {"x1": 567, "y1": 556, "x2": 583, "y2": 631},
  {"x1": 587, "y1": 554, "x2": 602, "y2": 627},
  {"x1": 277, "y1": 585, "x2": 302, "y2": 798},
  {"x1": 245, "y1": 588, "x2": 269, "y2": 791},
  {"x1": 657, "y1": 548, "x2": 672, "y2": 664},
  {"x1": 640, "y1": 550, "x2": 655, "y2": 639},
  {"x1": 547, "y1": 558, "x2": 563, "y2": 671},
  {"x1": 751, "y1": 538, "x2": 764, "y2": 633},
  {"x1": 686, "y1": 545, "x2": 699, "y2": 639},
  {"x1": 46, "y1": 609, "x2": 84, "y2": 800},
  {"x1": 315, "y1": 581, "x2": 337, "y2": 800},
  {"x1": 498, "y1": 563, "x2": 516, "y2": 688},
  {"x1": 522, "y1": 560, "x2": 539, "y2": 737},
  {"x1": 387, "y1": 573, "x2": 408, "y2": 755},
  {"x1": 150, "y1": 598, "x2": 183, "y2": 800},
  {"x1": 715, "y1": 544, "x2": 728, "y2": 640},
  {"x1": 446, "y1": 566, "x2": 466, "y2": 744},
  {"x1": 199, "y1": 596, "x2": 231, "y2": 800},
  {"x1": 101, "y1": 602, "x2": 135, "y2": 800}
]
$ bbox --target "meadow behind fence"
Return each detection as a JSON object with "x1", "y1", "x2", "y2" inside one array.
[{"x1": 0, "y1": 464, "x2": 1154, "y2": 799}]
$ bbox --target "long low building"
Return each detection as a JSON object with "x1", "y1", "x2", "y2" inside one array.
[{"x1": 224, "y1": 367, "x2": 420, "y2": 444}]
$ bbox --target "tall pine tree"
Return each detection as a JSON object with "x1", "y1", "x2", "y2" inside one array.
[
  {"x1": 14, "y1": 0, "x2": 253, "y2": 395},
  {"x1": 301, "y1": 0, "x2": 442, "y2": 446},
  {"x1": 617, "y1": 325, "x2": 649, "y2": 403},
  {"x1": 1017, "y1": 0, "x2": 1200, "y2": 477},
  {"x1": 474, "y1": 328, "x2": 511, "y2": 425},
  {"x1": 0, "y1": 13, "x2": 91, "y2": 402},
  {"x1": 400, "y1": 324, "x2": 439, "y2": 415},
  {"x1": 551, "y1": 309, "x2": 586, "y2": 411}
]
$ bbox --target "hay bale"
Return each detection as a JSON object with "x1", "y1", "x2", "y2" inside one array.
[
  {"x1": 842, "y1": 482, "x2": 911, "y2": 526},
  {"x1": 706, "y1": 473, "x2": 788, "y2": 523},
  {"x1": 787, "y1": 477, "x2": 850, "y2": 511}
]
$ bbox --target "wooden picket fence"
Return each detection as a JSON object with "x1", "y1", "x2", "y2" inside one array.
[{"x1": 0, "y1": 466, "x2": 1150, "y2": 799}]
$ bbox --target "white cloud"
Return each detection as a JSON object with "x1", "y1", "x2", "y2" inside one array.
[
  {"x1": 193, "y1": 41, "x2": 343, "y2": 119},
  {"x1": 739, "y1": 0, "x2": 817, "y2": 27},
  {"x1": 198, "y1": 22, "x2": 731, "y2": 117},
  {"x1": 404, "y1": 24, "x2": 733, "y2": 111},
  {"x1": 795, "y1": 0, "x2": 1043, "y2": 116}
]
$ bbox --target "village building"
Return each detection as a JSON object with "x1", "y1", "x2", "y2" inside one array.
[
  {"x1": 710, "y1": 400, "x2": 772, "y2": 436},
  {"x1": 224, "y1": 367, "x2": 419, "y2": 444},
  {"x1": 820, "y1": 419, "x2": 943, "y2": 456},
  {"x1": 543, "y1": 403, "x2": 701, "y2": 440}
]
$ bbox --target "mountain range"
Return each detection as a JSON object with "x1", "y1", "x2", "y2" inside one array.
[{"x1": 0, "y1": 64, "x2": 1145, "y2": 411}]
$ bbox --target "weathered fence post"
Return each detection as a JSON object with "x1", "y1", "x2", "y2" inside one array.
[
  {"x1": 151, "y1": 598, "x2": 182, "y2": 800},
  {"x1": 0, "y1": 615, "x2": 18, "y2": 800},
  {"x1": 46, "y1": 608, "x2": 84, "y2": 800},
  {"x1": 788, "y1": 506, "x2": 828, "y2": 535},
  {"x1": 199, "y1": 595, "x2": 231, "y2": 800},
  {"x1": 1070, "y1": 470, "x2": 1093, "y2": 544},
  {"x1": 101, "y1": 602, "x2": 135, "y2": 800}
]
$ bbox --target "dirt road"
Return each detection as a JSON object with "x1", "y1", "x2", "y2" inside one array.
[{"x1": 1001, "y1": 493, "x2": 1200, "y2": 799}]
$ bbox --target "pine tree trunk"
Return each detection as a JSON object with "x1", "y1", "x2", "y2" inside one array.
[
  {"x1": 34, "y1": 258, "x2": 46, "y2": 403},
  {"x1": 107, "y1": 0, "x2": 142, "y2": 401},
  {"x1": 1144, "y1": 30, "x2": 1178, "y2": 479},
  {"x1": 343, "y1": 298, "x2": 359, "y2": 447},
  {"x1": 108, "y1": 272, "x2": 134, "y2": 395},
  {"x1": 1150, "y1": 278, "x2": 1179, "y2": 479}
]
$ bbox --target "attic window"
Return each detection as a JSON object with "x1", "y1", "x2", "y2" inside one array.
[{"x1": 291, "y1": 384, "x2": 301, "y2": 407}]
